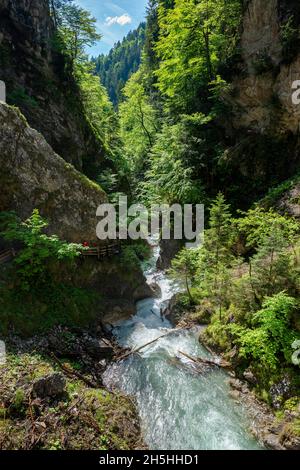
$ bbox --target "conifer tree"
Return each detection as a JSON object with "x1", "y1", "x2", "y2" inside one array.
[{"x1": 197, "y1": 194, "x2": 235, "y2": 318}]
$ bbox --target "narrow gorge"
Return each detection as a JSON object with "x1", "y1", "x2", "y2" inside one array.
[{"x1": 0, "y1": 0, "x2": 300, "y2": 455}]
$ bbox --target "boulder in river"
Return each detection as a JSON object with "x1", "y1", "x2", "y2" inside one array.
[
  {"x1": 84, "y1": 336, "x2": 114, "y2": 360},
  {"x1": 243, "y1": 368, "x2": 258, "y2": 385},
  {"x1": 149, "y1": 282, "x2": 162, "y2": 298}
]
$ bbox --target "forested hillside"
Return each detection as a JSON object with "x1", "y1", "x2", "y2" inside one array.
[
  {"x1": 94, "y1": 23, "x2": 146, "y2": 107},
  {"x1": 119, "y1": 0, "x2": 300, "y2": 206}
]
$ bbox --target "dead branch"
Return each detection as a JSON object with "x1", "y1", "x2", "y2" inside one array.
[
  {"x1": 178, "y1": 350, "x2": 232, "y2": 370},
  {"x1": 199, "y1": 341, "x2": 215, "y2": 356},
  {"x1": 50, "y1": 353, "x2": 100, "y2": 389}
]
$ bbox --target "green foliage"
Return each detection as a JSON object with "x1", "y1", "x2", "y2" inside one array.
[
  {"x1": 261, "y1": 173, "x2": 300, "y2": 208},
  {"x1": 11, "y1": 389, "x2": 26, "y2": 415},
  {"x1": 55, "y1": 3, "x2": 101, "y2": 66},
  {"x1": 235, "y1": 207, "x2": 299, "y2": 299},
  {"x1": 75, "y1": 61, "x2": 116, "y2": 149},
  {"x1": 0, "y1": 282, "x2": 100, "y2": 336},
  {"x1": 119, "y1": 69, "x2": 158, "y2": 185},
  {"x1": 284, "y1": 397, "x2": 300, "y2": 412},
  {"x1": 119, "y1": 246, "x2": 141, "y2": 270},
  {"x1": 143, "y1": 0, "x2": 160, "y2": 80},
  {"x1": 1, "y1": 352, "x2": 140, "y2": 449},
  {"x1": 132, "y1": 241, "x2": 152, "y2": 261},
  {"x1": 0, "y1": 210, "x2": 81, "y2": 292},
  {"x1": 170, "y1": 248, "x2": 200, "y2": 305},
  {"x1": 251, "y1": 232, "x2": 296, "y2": 299},
  {"x1": 236, "y1": 207, "x2": 299, "y2": 249},
  {"x1": 121, "y1": 0, "x2": 293, "y2": 212},
  {"x1": 205, "y1": 316, "x2": 231, "y2": 350},
  {"x1": 155, "y1": 0, "x2": 242, "y2": 112},
  {"x1": 142, "y1": 115, "x2": 209, "y2": 205},
  {"x1": 116, "y1": 0, "x2": 244, "y2": 206},
  {"x1": 196, "y1": 194, "x2": 236, "y2": 317},
  {"x1": 170, "y1": 194, "x2": 300, "y2": 399},
  {"x1": 8, "y1": 87, "x2": 38, "y2": 109},
  {"x1": 229, "y1": 293, "x2": 299, "y2": 372},
  {"x1": 119, "y1": 241, "x2": 151, "y2": 271},
  {"x1": 48, "y1": 1, "x2": 73, "y2": 27},
  {"x1": 50, "y1": 1, "x2": 128, "y2": 187},
  {"x1": 96, "y1": 170, "x2": 119, "y2": 194},
  {"x1": 0, "y1": 210, "x2": 101, "y2": 336}
]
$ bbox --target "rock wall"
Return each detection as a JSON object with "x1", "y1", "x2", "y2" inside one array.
[
  {"x1": 71, "y1": 257, "x2": 153, "y2": 325},
  {"x1": 0, "y1": 102, "x2": 151, "y2": 316},
  {"x1": 231, "y1": 0, "x2": 300, "y2": 135},
  {"x1": 0, "y1": 102, "x2": 106, "y2": 243}
]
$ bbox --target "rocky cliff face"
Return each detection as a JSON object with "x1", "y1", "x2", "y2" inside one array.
[
  {"x1": 219, "y1": 0, "x2": 300, "y2": 204},
  {"x1": 0, "y1": 103, "x2": 105, "y2": 243},
  {"x1": 0, "y1": 102, "x2": 151, "y2": 319},
  {"x1": 0, "y1": 0, "x2": 105, "y2": 172}
]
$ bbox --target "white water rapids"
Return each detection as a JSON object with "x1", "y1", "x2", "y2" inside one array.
[{"x1": 103, "y1": 244, "x2": 263, "y2": 450}]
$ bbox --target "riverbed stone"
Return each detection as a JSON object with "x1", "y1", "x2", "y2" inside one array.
[
  {"x1": 149, "y1": 282, "x2": 162, "y2": 298},
  {"x1": 228, "y1": 378, "x2": 248, "y2": 394}
]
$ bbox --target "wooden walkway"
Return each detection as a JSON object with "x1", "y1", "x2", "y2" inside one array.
[{"x1": 0, "y1": 242, "x2": 122, "y2": 266}]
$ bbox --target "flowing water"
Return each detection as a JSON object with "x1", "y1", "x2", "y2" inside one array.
[{"x1": 103, "y1": 245, "x2": 263, "y2": 450}]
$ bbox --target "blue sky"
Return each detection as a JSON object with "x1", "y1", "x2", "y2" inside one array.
[{"x1": 75, "y1": 0, "x2": 148, "y2": 56}]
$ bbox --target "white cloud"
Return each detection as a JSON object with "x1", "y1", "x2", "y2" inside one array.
[{"x1": 105, "y1": 14, "x2": 132, "y2": 27}]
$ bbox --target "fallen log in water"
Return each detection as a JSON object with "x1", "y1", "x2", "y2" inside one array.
[
  {"x1": 198, "y1": 341, "x2": 215, "y2": 356},
  {"x1": 116, "y1": 328, "x2": 182, "y2": 362},
  {"x1": 178, "y1": 350, "x2": 232, "y2": 370}
]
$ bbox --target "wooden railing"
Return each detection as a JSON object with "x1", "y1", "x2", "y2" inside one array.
[
  {"x1": 0, "y1": 248, "x2": 16, "y2": 265},
  {"x1": 0, "y1": 242, "x2": 122, "y2": 266}
]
